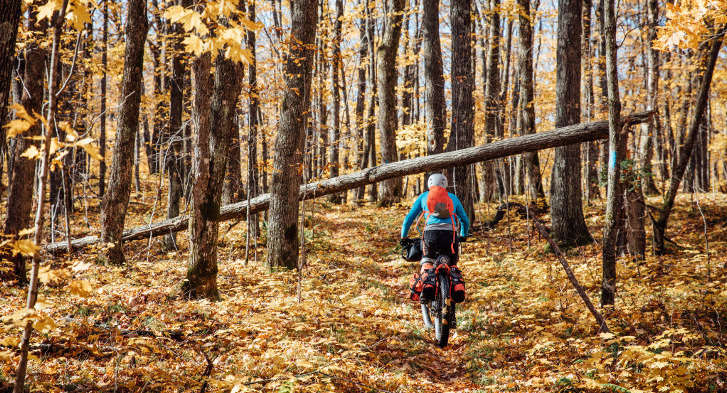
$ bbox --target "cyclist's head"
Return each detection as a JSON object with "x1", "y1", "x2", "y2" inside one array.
[{"x1": 427, "y1": 173, "x2": 448, "y2": 190}]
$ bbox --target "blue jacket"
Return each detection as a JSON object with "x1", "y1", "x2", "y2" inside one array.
[{"x1": 400, "y1": 191, "x2": 470, "y2": 238}]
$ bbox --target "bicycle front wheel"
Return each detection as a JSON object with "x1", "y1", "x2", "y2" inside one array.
[{"x1": 434, "y1": 273, "x2": 451, "y2": 347}]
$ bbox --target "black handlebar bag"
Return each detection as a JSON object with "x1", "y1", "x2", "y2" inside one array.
[{"x1": 401, "y1": 238, "x2": 422, "y2": 262}]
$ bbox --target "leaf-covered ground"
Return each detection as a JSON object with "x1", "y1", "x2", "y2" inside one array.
[{"x1": 2, "y1": 191, "x2": 727, "y2": 392}]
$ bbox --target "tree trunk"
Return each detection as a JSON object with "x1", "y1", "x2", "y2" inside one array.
[
  {"x1": 446, "y1": 0, "x2": 475, "y2": 221},
  {"x1": 99, "y1": 0, "x2": 148, "y2": 265},
  {"x1": 376, "y1": 0, "x2": 405, "y2": 205},
  {"x1": 247, "y1": 0, "x2": 260, "y2": 236},
  {"x1": 517, "y1": 0, "x2": 545, "y2": 202},
  {"x1": 596, "y1": 0, "x2": 608, "y2": 180},
  {"x1": 221, "y1": 116, "x2": 243, "y2": 204},
  {"x1": 422, "y1": 0, "x2": 446, "y2": 155},
  {"x1": 482, "y1": 0, "x2": 501, "y2": 202},
  {"x1": 162, "y1": 0, "x2": 189, "y2": 251},
  {"x1": 0, "y1": 0, "x2": 21, "y2": 132},
  {"x1": 48, "y1": 112, "x2": 653, "y2": 253},
  {"x1": 13, "y1": 1, "x2": 68, "y2": 389},
  {"x1": 640, "y1": 0, "x2": 660, "y2": 196},
  {"x1": 267, "y1": 0, "x2": 318, "y2": 269},
  {"x1": 3, "y1": 7, "x2": 44, "y2": 284},
  {"x1": 355, "y1": 0, "x2": 368, "y2": 201},
  {"x1": 654, "y1": 27, "x2": 725, "y2": 255},
  {"x1": 600, "y1": 0, "x2": 624, "y2": 306},
  {"x1": 183, "y1": 47, "x2": 243, "y2": 299},
  {"x1": 365, "y1": 0, "x2": 377, "y2": 202},
  {"x1": 328, "y1": 0, "x2": 343, "y2": 203},
  {"x1": 582, "y1": 0, "x2": 600, "y2": 202},
  {"x1": 550, "y1": 0, "x2": 593, "y2": 248}
]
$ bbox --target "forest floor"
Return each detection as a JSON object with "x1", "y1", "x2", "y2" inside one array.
[{"x1": 1, "y1": 187, "x2": 727, "y2": 392}]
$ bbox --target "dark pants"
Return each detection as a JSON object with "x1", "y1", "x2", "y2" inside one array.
[{"x1": 421, "y1": 230, "x2": 458, "y2": 266}]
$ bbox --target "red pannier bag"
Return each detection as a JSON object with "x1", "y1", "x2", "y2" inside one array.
[{"x1": 450, "y1": 266, "x2": 465, "y2": 303}]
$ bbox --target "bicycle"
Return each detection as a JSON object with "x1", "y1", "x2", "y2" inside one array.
[{"x1": 419, "y1": 237, "x2": 465, "y2": 348}]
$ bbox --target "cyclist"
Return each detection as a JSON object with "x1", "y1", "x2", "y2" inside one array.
[{"x1": 400, "y1": 173, "x2": 470, "y2": 302}]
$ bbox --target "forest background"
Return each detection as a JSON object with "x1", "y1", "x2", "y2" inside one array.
[{"x1": 1, "y1": 0, "x2": 727, "y2": 391}]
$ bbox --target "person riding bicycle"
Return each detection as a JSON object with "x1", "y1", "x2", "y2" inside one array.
[{"x1": 400, "y1": 173, "x2": 470, "y2": 303}]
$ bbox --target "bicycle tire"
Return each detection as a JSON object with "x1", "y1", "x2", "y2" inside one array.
[{"x1": 434, "y1": 273, "x2": 450, "y2": 347}]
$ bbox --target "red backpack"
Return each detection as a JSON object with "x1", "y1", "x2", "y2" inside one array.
[{"x1": 425, "y1": 186, "x2": 457, "y2": 252}]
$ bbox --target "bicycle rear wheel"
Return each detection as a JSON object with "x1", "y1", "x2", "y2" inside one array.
[{"x1": 434, "y1": 274, "x2": 450, "y2": 347}]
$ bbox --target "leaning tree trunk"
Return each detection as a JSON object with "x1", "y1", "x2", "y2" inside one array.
[
  {"x1": 162, "y1": 0, "x2": 189, "y2": 251},
  {"x1": 376, "y1": 0, "x2": 405, "y2": 206},
  {"x1": 601, "y1": 0, "x2": 624, "y2": 306},
  {"x1": 517, "y1": 0, "x2": 545, "y2": 201},
  {"x1": 267, "y1": 0, "x2": 318, "y2": 269},
  {"x1": 550, "y1": 0, "x2": 593, "y2": 248},
  {"x1": 47, "y1": 112, "x2": 653, "y2": 254},
  {"x1": 446, "y1": 0, "x2": 475, "y2": 221},
  {"x1": 654, "y1": 26, "x2": 726, "y2": 255},
  {"x1": 183, "y1": 50, "x2": 243, "y2": 299},
  {"x1": 422, "y1": 0, "x2": 446, "y2": 155},
  {"x1": 3, "y1": 6, "x2": 44, "y2": 284},
  {"x1": 100, "y1": 0, "x2": 149, "y2": 265}
]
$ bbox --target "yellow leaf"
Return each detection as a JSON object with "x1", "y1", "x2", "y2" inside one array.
[
  {"x1": 12, "y1": 239, "x2": 40, "y2": 257},
  {"x1": 20, "y1": 145, "x2": 40, "y2": 160},
  {"x1": 163, "y1": 5, "x2": 188, "y2": 23},
  {"x1": 33, "y1": 315, "x2": 56, "y2": 333},
  {"x1": 68, "y1": 280, "x2": 94, "y2": 297},
  {"x1": 3, "y1": 104, "x2": 36, "y2": 138},
  {"x1": 183, "y1": 35, "x2": 206, "y2": 56},
  {"x1": 37, "y1": 0, "x2": 61, "y2": 22},
  {"x1": 60, "y1": 121, "x2": 79, "y2": 142},
  {"x1": 239, "y1": 16, "x2": 262, "y2": 32},
  {"x1": 82, "y1": 142, "x2": 104, "y2": 161},
  {"x1": 66, "y1": 0, "x2": 91, "y2": 30}
]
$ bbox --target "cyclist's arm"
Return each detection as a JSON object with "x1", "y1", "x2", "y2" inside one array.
[
  {"x1": 451, "y1": 194, "x2": 470, "y2": 237},
  {"x1": 401, "y1": 193, "x2": 425, "y2": 238}
]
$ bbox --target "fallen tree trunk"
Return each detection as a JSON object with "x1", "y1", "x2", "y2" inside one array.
[{"x1": 47, "y1": 112, "x2": 652, "y2": 253}]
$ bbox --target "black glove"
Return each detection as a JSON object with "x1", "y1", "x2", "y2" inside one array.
[
  {"x1": 458, "y1": 236, "x2": 468, "y2": 243},
  {"x1": 400, "y1": 238, "x2": 408, "y2": 247}
]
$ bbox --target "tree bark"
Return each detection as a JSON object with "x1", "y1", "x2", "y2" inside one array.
[
  {"x1": 48, "y1": 112, "x2": 652, "y2": 253},
  {"x1": 328, "y1": 0, "x2": 343, "y2": 203},
  {"x1": 162, "y1": 0, "x2": 189, "y2": 251},
  {"x1": 183, "y1": 47, "x2": 243, "y2": 299},
  {"x1": 482, "y1": 0, "x2": 501, "y2": 202},
  {"x1": 375, "y1": 0, "x2": 405, "y2": 205},
  {"x1": 246, "y1": 0, "x2": 260, "y2": 235},
  {"x1": 3, "y1": 6, "x2": 44, "y2": 284},
  {"x1": 446, "y1": 0, "x2": 475, "y2": 221},
  {"x1": 355, "y1": 0, "x2": 368, "y2": 201},
  {"x1": 639, "y1": 0, "x2": 660, "y2": 196},
  {"x1": 422, "y1": 0, "x2": 446, "y2": 155},
  {"x1": 99, "y1": 0, "x2": 148, "y2": 265},
  {"x1": 267, "y1": 0, "x2": 318, "y2": 269},
  {"x1": 582, "y1": 0, "x2": 600, "y2": 202},
  {"x1": 600, "y1": 0, "x2": 624, "y2": 306},
  {"x1": 517, "y1": 0, "x2": 544, "y2": 201},
  {"x1": 654, "y1": 26, "x2": 725, "y2": 255},
  {"x1": 550, "y1": 0, "x2": 593, "y2": 248},
  {"x1": 0, "y1": 0, "x2": 21, "y2": 130}
]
